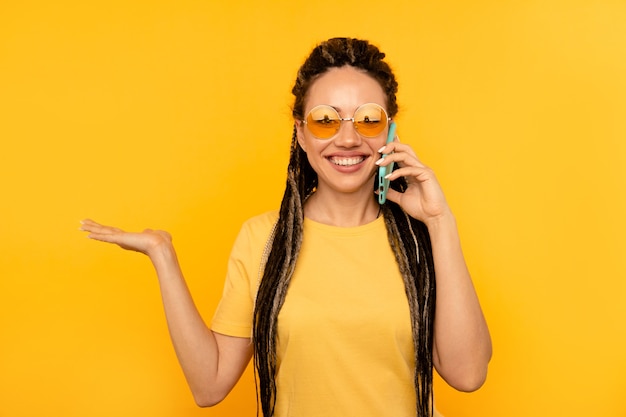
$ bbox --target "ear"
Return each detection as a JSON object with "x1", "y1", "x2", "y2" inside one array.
[{"x1": 295, "y1": 120, "x2": 307, "y2": 152}]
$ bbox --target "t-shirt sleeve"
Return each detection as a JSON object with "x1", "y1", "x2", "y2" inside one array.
[{"x1": 211, "y1": 212, "x2": 277, "y2": 338}]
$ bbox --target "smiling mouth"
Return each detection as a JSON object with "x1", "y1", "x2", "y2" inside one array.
[{"x1": 329, "y1": 156, "x2": 365, "y2": 166}]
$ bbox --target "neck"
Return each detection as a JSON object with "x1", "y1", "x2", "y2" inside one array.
[{"x1": 303, "y1": 188, "x2": 381, "y2": 227}]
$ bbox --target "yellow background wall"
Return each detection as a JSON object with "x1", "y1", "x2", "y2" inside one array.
[{"x1": 1, "y1": 1, "x2": 625, "y2": 416}]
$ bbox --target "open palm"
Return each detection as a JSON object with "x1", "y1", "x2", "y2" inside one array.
[{"x1": 80, "y1": 219, "x2": 172, "y2": 257}]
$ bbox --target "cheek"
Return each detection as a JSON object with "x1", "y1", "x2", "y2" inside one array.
[
  {"x1": 304, "y1": 139, "x2": 327, "y2": 158},
  {"x1": 372, "y1": 135, "x2": 388, "y2": 152}
]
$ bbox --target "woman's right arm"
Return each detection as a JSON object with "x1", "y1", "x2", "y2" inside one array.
[{"x1": 80, "y1": 219, "x2": 253, "y2": 407}]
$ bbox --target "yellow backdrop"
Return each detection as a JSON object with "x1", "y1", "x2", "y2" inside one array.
[{"x1": 1, "y1": 1, "x2": 625, "y2": 416}]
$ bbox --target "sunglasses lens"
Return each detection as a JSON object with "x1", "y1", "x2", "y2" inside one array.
[
  {"x1": 306, "y1": 105, "x2": 340, "y2": 139},
  {"x1": 354, "y1": 103, "x2": 387, "y2": 137}
]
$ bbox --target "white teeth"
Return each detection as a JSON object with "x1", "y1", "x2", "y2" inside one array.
[{"x1": 330, "y1": 157, "x2": 364, "y2": 166}]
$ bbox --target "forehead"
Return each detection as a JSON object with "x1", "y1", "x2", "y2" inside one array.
[{"x1": 305, "y1": 66, "x2": 387, "y2": 113}]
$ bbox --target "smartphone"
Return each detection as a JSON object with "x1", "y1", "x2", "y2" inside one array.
[{"x1": 378, "y1": 121, "x2": 397, "y2": 204}]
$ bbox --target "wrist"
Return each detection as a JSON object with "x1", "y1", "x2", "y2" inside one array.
[
  {"x1": 424, "y1": 208, "x2": 456, "y2": 232},
  {"x1": 148, "y1": 239, "x2": 178, "y2": 268}
]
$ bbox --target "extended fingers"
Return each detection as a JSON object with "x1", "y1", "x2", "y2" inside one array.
[
  {"x1": 378, "y1": 141, "x2": 425, "y2": 168},
  {"x1": 385, "y1": 165, "x2": 434, "y2": 182},
  {"x1": 79, "y1": 219, "x2": 124, "y2": 236},
  {"x1": 378, "y1": 141, "x2": 418, "y2": 158}
]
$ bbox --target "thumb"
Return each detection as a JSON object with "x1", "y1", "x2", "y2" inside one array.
[{"x1": 382, "y1": 188, "x2": 402, "y2": 205}]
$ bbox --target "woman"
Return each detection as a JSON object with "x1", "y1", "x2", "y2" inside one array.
[{"x1": 81, "y1": 37, "x2": 491, "y2": 417}]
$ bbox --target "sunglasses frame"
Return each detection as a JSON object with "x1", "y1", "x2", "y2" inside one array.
[{"x1": 302, "y1": 102, "x2": 391, "y2": 139}]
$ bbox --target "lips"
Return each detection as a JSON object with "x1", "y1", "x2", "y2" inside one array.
[{"x1": 328, "y1": 156, "x2": 366, "y2": 166}]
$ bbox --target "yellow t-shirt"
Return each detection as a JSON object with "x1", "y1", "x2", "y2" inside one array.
[{"x1": 212, "y1": 211, "x2": 442, "y2": 417}]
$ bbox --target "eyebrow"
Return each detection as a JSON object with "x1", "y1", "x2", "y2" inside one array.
[{"x1": 311, "y1": 104, "x2": 344, "y2": 115}]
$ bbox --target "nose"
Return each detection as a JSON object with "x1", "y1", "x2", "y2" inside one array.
[{"x1": 333, "y1": 119, "x2": 362, "y2": 147}]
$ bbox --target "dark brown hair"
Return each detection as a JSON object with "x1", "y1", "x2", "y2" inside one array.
[{"x1": 253, "y1": 37, "x2": 436, "y2": 417}]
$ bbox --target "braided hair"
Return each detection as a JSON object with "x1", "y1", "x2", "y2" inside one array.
[{"x1": 253, "y1": 37, "x2": 436, "y2": 417}]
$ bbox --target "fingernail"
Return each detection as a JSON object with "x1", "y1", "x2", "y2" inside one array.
[
  {"x1": 375, "y1": 157, "x2": 384, "y2": 165},
  {"x1": 384, "y1": 173, "x2": 392, "y2": 179},
  {"x1": 377, "y1": 146, "x2": 386, "y2": 153}
]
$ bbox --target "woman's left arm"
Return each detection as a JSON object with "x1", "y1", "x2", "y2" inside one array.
[
  {"x1": 377, "y1": 141, "x2": 492, "y2": 392},
  {"x1": 423, "y1": 210, "x2": 492, "y2": 391}
]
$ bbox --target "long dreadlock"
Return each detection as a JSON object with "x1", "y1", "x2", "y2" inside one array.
[{"x1": 253, "y1": 37, "x2": 436, "y2": 417}]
